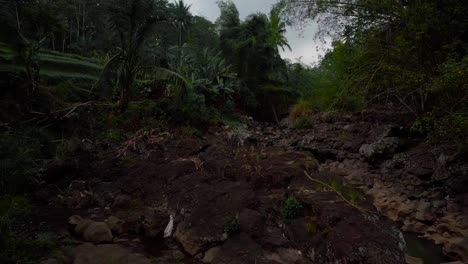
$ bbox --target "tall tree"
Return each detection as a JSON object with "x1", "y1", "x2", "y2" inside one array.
[
  {"x1": 269, "y1": 3, "x2": 291, "y2": 52},
  {"x1": 217, "y1": 0, "x2": 241, "y2": 66},
  {"x1": 104, "y1": 0, "x2": 166, "y2": 109},
  {"x1": 170, "y1": 0, "x2": 192, "y2": 47}
]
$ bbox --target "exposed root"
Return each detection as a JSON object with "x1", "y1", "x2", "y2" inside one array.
[{"x1": 304, "y1": 170, "x2": 377, "y2": 215}]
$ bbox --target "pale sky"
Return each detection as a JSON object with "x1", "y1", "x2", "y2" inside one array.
[{"x1": 184, "y1": 0, "x2": 331, "y2": 65}]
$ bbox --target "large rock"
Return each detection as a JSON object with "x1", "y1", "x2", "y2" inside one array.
[
  {"x1": 415, "y1": 200, "x2": 432, "y2": 222},
  {"x1": 65, "y1": 243, "x2": 151, "y2": 264},
  {"x1": 68, "y1": 215, "x2": 84, "y2": 226},
  {"x1": 211, "y1": 233, "x2": 270, "y2": 264},
  {"x1": 106, "y1": 216, "x2": 125, "y2": 234},
  {"x1": 73, "y1": 217, "x2": 113, "y2": 243},
  {"x1": 359, "y1": 137, "x2": 401, "y2": 160},
  {"x1": 112, "y1": 194, "x2": 133, "y2": 209},
  {"x1": 82, "y1": 222, "x2": 113, "y2": 243},
  {"x1": 405, "y1": 255, "x2": 423, "y2": 264},
  {"x1": 175, "y1": 221, "x2": 208, "y2": 256},
  {"x1": 202, "y1": 247, "x2": 221, "y2": 263},
  {"x1": 174, "y1": 220, "x2": 227, "y2": 256},
  {"x1": 141, "y1": 207, "x2": 167, "y2": 237}
]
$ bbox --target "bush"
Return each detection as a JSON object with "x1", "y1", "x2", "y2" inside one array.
[
  {"x1": 431, "y1": 112, "x2": 468, "y2": 143},
  {"x1": 411, "y1": 112, "x2": 468, "y2": 143},
  {"x1": 289, "y1": 100, "x2": 313, "y2": 125},
  {"x1": 48, "y1": 81, "x2": 91, "y2": 102},
  {"x1": 169, "y1": 91, "x2": 221, "y2": 127},
  {"x1": 55, "y1": 137, "x2": 82, "y2": 160},
  {"x1": 0, "y1": 196, "x2": 58, "y2": 264},
  {"x1": 282, "y1": 196, "x2": 303, "y2": 219},
  {"x1": 430, "y1": 56, "x2": 468, "y2": 112},
  {"x1": 292, "y1": 116, "x2": 314, "y2": 129},
  {"x1": 224, "y1": 214, "x2": 240, "y2": 235},
  {"x1": 0, "y1": 129, "x2": 49, "y2": 195},
  {"x1": 411, "y1": 113, "x2": 435, "y2": 136}
]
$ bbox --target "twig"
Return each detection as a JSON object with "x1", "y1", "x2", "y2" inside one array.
[{"x1": 303, "y1": 170, "x2": 377, "y2": 214}]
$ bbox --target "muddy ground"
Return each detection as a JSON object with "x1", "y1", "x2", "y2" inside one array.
[{"x1": 34, "y1": 109, "x2": 467, "y2": 264}]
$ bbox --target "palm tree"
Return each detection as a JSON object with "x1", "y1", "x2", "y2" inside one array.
[
  {"x1": 269, "y1": 4, "x2": 292, "y2": 52},
  {"x1": 102, "y1": 0, "x2": 165, "y2": 109},
  {"x1": 171, "y1": 0, "x2": 192, "y2": 47}
]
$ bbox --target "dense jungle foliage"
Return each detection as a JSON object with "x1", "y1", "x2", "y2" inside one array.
[{"x1": 0, "y1": 0, "x2": 466, "y2": 262}]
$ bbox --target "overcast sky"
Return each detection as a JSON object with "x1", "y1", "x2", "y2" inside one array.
[{"x1": 184, "y1": 0, "x2": 331, "y2": 65}]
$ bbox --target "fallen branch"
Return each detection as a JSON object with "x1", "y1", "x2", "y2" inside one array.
[{"x1": 303, "y1": 170, "x2": 377, "y2": 214}]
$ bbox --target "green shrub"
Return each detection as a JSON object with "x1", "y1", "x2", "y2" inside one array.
[
  {"x1": 347, "y1": 190, "x2": 360, "y2": 205},
  {"x1": 292, "y1": 117, "x2": 314, "y2": 129},
  {"x1": 0, "y1": 130, "x2": 45, "y2": 194},
  {"x1": 430, "y1": 56, "x2": 468, "y2": 112},
  {"x1": 55, "y1": 137, "x2": 82, "y2": 160},
  {"x1": 0, "y1": 195, "x2": 58, "y2": 264},
  {"x1": 411, "y1": 112, "x2": 468, "y2": 143},
  {"x1": 431, "y1": 112, "x2": 468, "y2": 143},
  {"x1": 169, "y1": 91, "x2": 221, "y2": 127},
  {"x1": 48, "y1": 81, "x2": 90, "y2": 102},
  {"x1": 305, "y1": 220, "x2": 317, "y2": 233},
  {"x1": 224, "y1": 214, "x2": 240, "y2": 235},
  {"x1": 289, "y1": 100, "x2": 313, "y2": 125},
  {"x1": 411, "y1": 113, "x2": 435, "y2": 136},
  {"x1": 282, "y1": 196, "x2": 303, "y2": 219}
]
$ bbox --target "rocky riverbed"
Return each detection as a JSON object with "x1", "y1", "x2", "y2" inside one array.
[{"x1": 35, "y1": 109, "x2": 466, "y2": 263}]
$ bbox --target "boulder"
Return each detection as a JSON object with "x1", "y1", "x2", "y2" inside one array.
[
  {"x1": 141, "y1": 207, "x2": 167, "y2": 237},
  {"x1": 112, "y1": 194, "x2": 133, "y2": 209},
  {"x1": 74, "y1": 219, "x2": 94, "y2": 235},
  {"x1": 83, "y1": 222, "x2": 113, "y2": 243},
  {"x1": 415, "y1": 200, "x2": 432, "y2": 222},
  {"x1": 202, "y1": 247, "x2": 221, "y2": 263},
  {"x1": 68, "y1": 215, "x2": 84, "y2": 226},
  {"x1": 74, "y1": 219, "x2": 113, "y2": 243},
  {"x1": 359, "y1": 137, "x2": 401, "y2": 160},
  {"x1": 106, "y1": 216, "x2": 125, "y2": 234},
  {"x1": 65, "y1": 243, "x2": 151, "y2": 264},
  {"x1": 174, "y1": 221, "x2": 203, "y2": 256},
  {"x1": 265, "y1": 248, "x2": 304, "y2": 264},
  {"x1": 405, "y1": 255, "x2": 423, "y2": 264}
]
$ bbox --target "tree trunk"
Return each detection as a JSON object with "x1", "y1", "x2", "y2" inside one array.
[
  {"x1": 271, "y1": 103, "x2": 279, "y2": 124},
  {"x1": 62, "y1": 32, "x2": 66, "y2": 52},
  {"x1": 82, "y1": 2, "x2": 86, "y2": 43},
  {"x1": 76, "y1": 1, "x2": 80, "y2": 43}
]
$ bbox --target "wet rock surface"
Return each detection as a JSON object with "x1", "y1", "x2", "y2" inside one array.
[{"x1": 36, "y1": 108, "x2": 466, "y2": 263}]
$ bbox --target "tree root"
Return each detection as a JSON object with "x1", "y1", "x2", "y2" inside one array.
[{"x1": 304, "y1": 170, "x2": 377, "y2": 215}]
